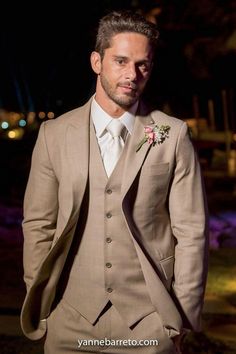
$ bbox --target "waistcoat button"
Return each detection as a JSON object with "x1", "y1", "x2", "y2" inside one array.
[
  {"x1": 106, "y1": 212, "x2": 112, "y2": 218},
  {"x1": 107, "y1": 287, "x2": 113, "y2": 293},
  {"x1": 106, "y1": 237, "x2": 112, "y2": 243},
  {"x1": 106, "y1": 189, "x2": 112, "y2": 194},
  {"x1": 106, "y1": 262, "x2": 112, "y2": 268}
]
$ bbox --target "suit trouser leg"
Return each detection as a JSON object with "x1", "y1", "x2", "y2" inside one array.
[
  {"x1": 44, "y1": 298, "x2": 176, "y2": 354},
  {"x1": 101, "y1": 306, "x2": 176, "y2": 354}
]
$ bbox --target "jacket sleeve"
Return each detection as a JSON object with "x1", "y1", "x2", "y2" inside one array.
[
  {"x1": 169, "y1": 122, "x2": 209, "y2": 331},
  {"x1": 22, "y1": 122, "x2": 59, "y2": 291}
]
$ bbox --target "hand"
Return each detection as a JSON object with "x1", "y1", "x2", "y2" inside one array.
[
  {"x1": 172, "y1": 335, "x2": 182, "y2": 354},
  {"x1": 172, "y1": 329, "x2": 188, "y2": 354}
]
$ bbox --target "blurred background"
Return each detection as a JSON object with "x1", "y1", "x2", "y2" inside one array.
[{"x1": 0, "y1": 1, "x2": 236, "y2": 353}]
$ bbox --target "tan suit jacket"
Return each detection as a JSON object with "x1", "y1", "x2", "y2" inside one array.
[{"x1": 20, "y1": 97, "x2": 208, "y2": 340}]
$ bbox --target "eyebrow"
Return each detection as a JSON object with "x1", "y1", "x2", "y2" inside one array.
[
  {"x1": 112, "y1": 55, "x2": 151, "y2": 64},
  {"x1": 112, "y1": 55, "x2": 128, "y2": 60}
]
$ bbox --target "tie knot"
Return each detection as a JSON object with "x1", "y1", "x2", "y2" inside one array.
[{"x1": 107, "y1": 119, "x2": 124, "y2": 138}]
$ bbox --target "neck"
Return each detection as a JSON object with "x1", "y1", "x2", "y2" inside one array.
[
  {"x1": 98, "y1": 106, "x2": 125, "y2": 118},
  {"x1": 94, "y1": 96, "x2": 125, "y2": 118}
]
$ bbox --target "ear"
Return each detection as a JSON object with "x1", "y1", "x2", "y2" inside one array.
[{"x1": 90, "y1": 51, "x2": 102, "y2": 74}]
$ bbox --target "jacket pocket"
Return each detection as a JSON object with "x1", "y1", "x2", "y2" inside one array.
[{"x1": 142, "y1": 162, "x2": 169, "y2": 176}]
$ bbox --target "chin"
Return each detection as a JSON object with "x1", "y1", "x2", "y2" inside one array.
[{"x1": 115, "y1": 94, "x2": 138, "y2": 107}]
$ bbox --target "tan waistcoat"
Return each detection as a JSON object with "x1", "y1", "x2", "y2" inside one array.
[{"x1": 62, "y1": 119, "x2": 155, "y2": 326}]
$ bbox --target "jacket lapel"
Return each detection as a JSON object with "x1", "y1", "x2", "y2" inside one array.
[
  {"x1": 64, "y1": 99, "x2": 91, "y2": 223},
  {"x1": 121, "y1": 109, "x2": 154, "y2": 198}
]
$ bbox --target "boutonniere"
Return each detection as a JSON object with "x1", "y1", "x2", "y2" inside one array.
[{"x1": 136, "y1": 124, "x2": 171, "y2": 152}]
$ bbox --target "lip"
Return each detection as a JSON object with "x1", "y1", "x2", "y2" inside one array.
[{"x1": 119, "y1": 85, "x2": 135, "y2": 93}]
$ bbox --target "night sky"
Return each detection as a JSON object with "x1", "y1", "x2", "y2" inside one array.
[
  {"x1": 0, "y1": 5, "x2": 98, "y2": 113},
  {"x1": 1, "y1": 1, "x2": 236, "y2": 119}
]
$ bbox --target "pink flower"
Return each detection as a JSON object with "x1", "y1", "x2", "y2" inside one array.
[
  {"x1": 144, "y1": 126, "x2": 153, "y2": 134},
  {"x1": 147, "y1": 132, "x2": 155, "y2": 144},
  {"x1": 136, "y1": 124, "x2": 170, "y2": 152}
]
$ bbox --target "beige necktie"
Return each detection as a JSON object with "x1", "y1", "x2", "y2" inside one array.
[{"x1": 103, "y1": 119, "x2": 125, "y2": 177}]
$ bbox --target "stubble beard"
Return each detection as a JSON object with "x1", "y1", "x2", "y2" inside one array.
[{"x1": 99, "y1": 73, "x2": 141, "y2": 109}]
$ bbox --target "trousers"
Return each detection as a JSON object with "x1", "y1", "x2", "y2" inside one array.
[{"x1": 44, "y1": 298, "x2": 176, "y2": 354}]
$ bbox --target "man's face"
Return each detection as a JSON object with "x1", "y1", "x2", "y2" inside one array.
[{"x1": 96, "y1": 32, "x2": 153, "y2": 108}]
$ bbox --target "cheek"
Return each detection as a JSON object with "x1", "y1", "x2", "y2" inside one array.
[
  {"x1": 141, "y1": 71, "x2": 151, "y2": 82},
  {"x1": 102, "y1": 63, "x2": 120, "y2": 82},
  {"x1": 137, "y1": 78, "x2": 149, "y2": 91}
]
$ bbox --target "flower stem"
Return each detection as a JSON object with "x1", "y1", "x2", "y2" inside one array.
[{"x1": 136, "y1": 137, "x2": 148, "y2": 152}]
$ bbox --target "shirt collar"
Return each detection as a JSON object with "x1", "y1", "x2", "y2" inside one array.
[{"x1": 91, "y1": 97, "x2": 138, "y2": 138}]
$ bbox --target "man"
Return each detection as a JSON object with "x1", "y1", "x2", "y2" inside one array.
[{"x1": 21, "y1": 10, "x2": 208, "y2": 354}]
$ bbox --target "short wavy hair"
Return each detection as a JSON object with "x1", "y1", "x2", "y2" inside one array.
[{"x1": 95, "y1": 10, "x2": 159, "y2": 59}]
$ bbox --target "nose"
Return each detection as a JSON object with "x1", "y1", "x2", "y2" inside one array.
[{"x1": 125, "y1": 63, "x2": 137, "y2": 81}]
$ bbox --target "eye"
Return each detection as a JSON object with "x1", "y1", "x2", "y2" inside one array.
[
  {"x1": 115, "y1": 57, "x2": 126, "y2": 65},
  {"x1": 138, "y1": 62, "x2": 150, "y2": 72}
]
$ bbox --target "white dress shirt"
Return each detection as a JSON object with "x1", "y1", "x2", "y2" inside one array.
[{"x1": 91, "y1": 97, "x2": 138, "y2": 161}]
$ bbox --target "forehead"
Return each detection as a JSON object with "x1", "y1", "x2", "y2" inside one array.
[{"x1": 107, "y1": 32, "x2": 153, "y2": 59}]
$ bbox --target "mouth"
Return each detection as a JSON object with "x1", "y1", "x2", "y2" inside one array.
[
  {"x1": 118, "y1": 82, "x2": 137, "y2": 94},
  {"x1": 120, "y1": 86, "x2": 134, "y2": 93}
]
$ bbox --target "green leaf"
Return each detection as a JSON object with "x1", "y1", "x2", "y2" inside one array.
[{"x1": 136, "y1": 137, "x2": 148, "y2": 152}]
